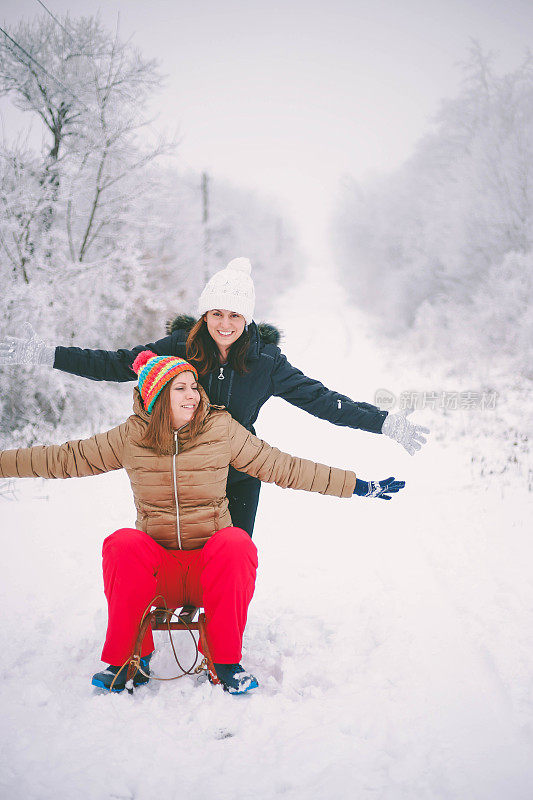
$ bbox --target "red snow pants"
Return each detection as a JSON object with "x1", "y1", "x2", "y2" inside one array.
[{"x1": 101, "y1": 526, "x2": 258, "y2": 666}]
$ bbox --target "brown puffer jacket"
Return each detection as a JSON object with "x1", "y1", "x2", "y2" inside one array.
[{"x1": 0, "y1": 388, "x2": 356, "y2": 550}]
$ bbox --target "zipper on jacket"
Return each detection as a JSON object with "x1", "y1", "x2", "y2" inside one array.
[
  {"x1": 226, "y1": 368, "x2": 235, "y2": 405},
  {"x1": 212, "y1": 366, "x2": 225, "y2": 405},
  {"x1": 209, "y1": 363, "x2": 233, "y2": 406},
  {"x1": 172, "y1": 431, "x2": 182, "y2": 549}
]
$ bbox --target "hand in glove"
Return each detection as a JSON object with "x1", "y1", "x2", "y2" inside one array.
[
  {"x1": 0, "y1": 322, "x2": 55, "y2": 367},
  {"x1": 381, "y1": 409, "x2": 429, "y2": 456},
  {"x1": 353, "y1": 476, "x2": 405, "y2": 500}
]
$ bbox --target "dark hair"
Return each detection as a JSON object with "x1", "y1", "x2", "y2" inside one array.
[
  {"x1": 185, "y1": 316, "x2": 250, "y2": 376},
  {"x1": 141, "y1": 377, "x2": 206, "y2": 455}
]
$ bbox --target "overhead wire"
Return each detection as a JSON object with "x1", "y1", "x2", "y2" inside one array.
[
  {"x1": 4, "y1": 0, "x2": 207, "y2": 183},
  {"x1": 2, "y1": 1, "x2": 173, "y2": 171},
  {"x1": 21, "y1": 0, "x2": 183, "y2": 258},
  {"x1": 33, "y1": 0, "x2": 72, "y2": 38},
  {"x1": 0, "y1": 24, "x2": 90, "y2": 111},
  {"x1": 5, "y1": 0, "x2": 192, "y2": 213},
  {"x1": 28, "y1": 0, "x2": 171, "y2": 151}
]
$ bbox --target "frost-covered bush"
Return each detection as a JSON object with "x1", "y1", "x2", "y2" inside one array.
[
  {"x1": 472, "y1": 252, "x2": 533, "y2": 376},
  {"x1": 333, "y1": 46, "x2": 533, "y2": 377}
]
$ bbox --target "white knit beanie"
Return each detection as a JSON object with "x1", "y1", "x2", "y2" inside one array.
[{"x1": 198, "y1": 257, "x2": 256, "y2": 325}]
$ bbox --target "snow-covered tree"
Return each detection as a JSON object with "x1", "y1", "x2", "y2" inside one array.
[
  {"x1": 0, "y1": 15, "x2": 170, "y2": 445},
  {"x1": 0, "y1": 15, "x2": 168, "y2": 263},
  {"x1": 0, "y1": 14, "x2": 301, "y2": 447},
  {"x1": 333, "y1": 45, "x2": 533, "y2": 377}
]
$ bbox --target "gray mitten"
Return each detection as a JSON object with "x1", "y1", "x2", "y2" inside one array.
[
  {"x1": 0, "y1": 322, "x2": 55, "y2": 367},
  {"x1": 381, "y1": 408, "x2": 429, "y2": 455}
]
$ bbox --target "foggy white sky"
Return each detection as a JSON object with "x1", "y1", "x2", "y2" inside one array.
[{"x1": 1, "y1": 0, "x2": 532, "y2": 253}]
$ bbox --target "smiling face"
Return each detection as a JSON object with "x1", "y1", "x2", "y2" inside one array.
[
  {"x1": 204, "y1": 309, "x2": 246, "y2": 357},
  {"x1": 169, "y1": 371, "x2": 201, "y2": 430}
]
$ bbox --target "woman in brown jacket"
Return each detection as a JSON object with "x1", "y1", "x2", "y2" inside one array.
[
  {"x1": 0, "y1": 350, "x2": 405, "y2": 695},
  {"x1": 0, "y1": 257, "x2": 425, "y2": 540}
]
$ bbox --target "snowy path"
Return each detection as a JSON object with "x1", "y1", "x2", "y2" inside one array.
[{"x1": 1, "y1": 270, "x2": 533, "y2": 799}]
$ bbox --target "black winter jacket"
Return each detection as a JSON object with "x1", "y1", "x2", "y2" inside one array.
[{"x1": 54, "y1": 316, "x2": 387, "y2": 482}]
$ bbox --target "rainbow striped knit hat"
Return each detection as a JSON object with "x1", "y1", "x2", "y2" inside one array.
[{"x1": 132, "y1": 350, "x2": 199, "y2": 413}]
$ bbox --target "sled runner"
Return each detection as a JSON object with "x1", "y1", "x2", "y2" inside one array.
[{"x1": 124, "y1": 601, "x2": 220, "y2": 689}]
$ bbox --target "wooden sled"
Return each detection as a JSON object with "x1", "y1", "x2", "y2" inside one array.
[{"x1": 125, "y1": 603, "x2": 220, "y2": 686}]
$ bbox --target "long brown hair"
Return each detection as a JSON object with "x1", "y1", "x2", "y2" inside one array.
[
  {"x1": 141, "y1": 378, "x2": 206, "y2": 455},
  {"x1": 185, "y1": 316, "x2": 250, "y2": 376}
]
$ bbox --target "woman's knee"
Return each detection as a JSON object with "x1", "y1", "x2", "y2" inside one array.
[
  {"x1": 216, "y1": 526, "x2": 258, "y2": 551},
  {"x1": 102, "y1": 528, "x2": 155, "y2": 557},
  {"x1": 203, "y1": 526, "x2": 258, "y2": 565}
]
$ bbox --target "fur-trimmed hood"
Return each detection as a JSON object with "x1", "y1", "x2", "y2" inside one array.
[{"x1": 166, "y1": 313, "x2": 281, "y2": 348}]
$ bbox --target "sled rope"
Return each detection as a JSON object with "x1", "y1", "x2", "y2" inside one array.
[{"x1": 109, "y1": 595, "x2": 207, "y2": 692}]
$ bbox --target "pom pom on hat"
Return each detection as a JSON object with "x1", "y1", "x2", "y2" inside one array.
[
  {"x1": 132, "y1": 349, "x2": 157, "y2": 375},
  {"x1": 227, "y1": 257, "x2": 252, "y2": 274},
  {"x1": 198, "y1": 256, "x2": 255, "y2": 324},
  {"x1": 134, "y1": 350, "x2": 198, "y2": 413}
]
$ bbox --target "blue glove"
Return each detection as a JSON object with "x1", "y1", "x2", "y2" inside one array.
[{"x1": 353, "y1": 476, "x2": 405, "y2": 500}]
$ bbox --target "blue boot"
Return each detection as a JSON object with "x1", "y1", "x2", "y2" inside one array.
[
  {"x1": 212, "y1": 662, "x2": 258, "y2": 694},
  {"x1": 92, "y1": 653, "x2": 152, "y2": 693}
]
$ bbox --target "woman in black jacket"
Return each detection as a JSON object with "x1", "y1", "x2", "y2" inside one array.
[{"x1": 0, "y1": 257, "x2": 428, "y2": 534}]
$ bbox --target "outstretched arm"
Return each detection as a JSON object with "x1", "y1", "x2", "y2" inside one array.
[
  {"x1": 0, "y1": 323, "x2": 186, "y2": 383},
  {"x1": 227, "y1": 416, "x2": 405, "y2": 501},
  {"x1": 0, "y1": 423, "x2": 127, "y2": 479},
  {"x1": 270, "y1": 350, "x2": 429, "y2": 454},
  {"x1": 227, "y1": 416, "x2": 356, "y2": 497},
  {"x1": 270, "y1": 349, "x2": 387, "y2": 433}
]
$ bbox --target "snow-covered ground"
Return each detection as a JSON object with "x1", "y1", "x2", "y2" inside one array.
[{"x1": 1, "y1": 270, "x2": 532, "y2": 799}]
